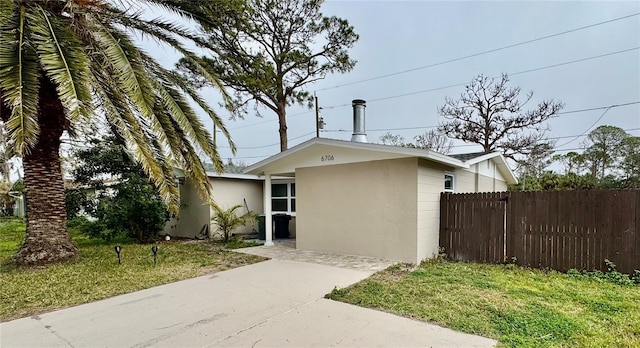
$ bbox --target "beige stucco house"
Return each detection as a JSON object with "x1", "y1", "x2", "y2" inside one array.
[
  {"x1": 243, "y1": 137, "x2": 517, "y2": 264},
  {"x1": 170, "y1": 99, "x2": 517, "y2": 264}
]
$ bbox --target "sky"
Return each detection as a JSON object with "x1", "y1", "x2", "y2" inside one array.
[{"x1": 152, "y1": 0, "x2": 640, "y2": 168}]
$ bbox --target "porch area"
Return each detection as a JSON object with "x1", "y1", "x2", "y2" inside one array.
[{"x1": 235, "y1": 239, "x2": 394, "y2": 272}]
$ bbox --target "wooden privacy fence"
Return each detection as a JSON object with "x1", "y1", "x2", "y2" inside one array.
[{"x1": 439, "y1": 190, "x2": 640, "y2": 274}]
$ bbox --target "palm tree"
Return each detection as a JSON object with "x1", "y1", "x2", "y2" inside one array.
[
  {"x1": 211, "y1": 204, "x2": 257, "y2": 243},
  {"x1": 0, "y1": 0, "x2": 236, "y2": 266}
]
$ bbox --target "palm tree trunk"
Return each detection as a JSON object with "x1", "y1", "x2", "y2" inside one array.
[{"x1": 14, "y1": 79, "x2": 77, "y2": 266}]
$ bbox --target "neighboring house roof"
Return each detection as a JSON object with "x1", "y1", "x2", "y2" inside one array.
[{"x1": 449, "y1": 152, "x2": 490, "y2": 162}]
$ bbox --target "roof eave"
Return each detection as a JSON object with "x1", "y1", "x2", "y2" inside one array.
[{"x1": 244, "y1": 138, "x2": 469, "y2": 175}]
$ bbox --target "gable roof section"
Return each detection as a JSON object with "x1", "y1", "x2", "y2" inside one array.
[
  {"x1": 454, "y1": 152, "x2": 518, "y2": 184},
  {"x1": 245, "y1": 137, "x2": 468, "y2": 175}
]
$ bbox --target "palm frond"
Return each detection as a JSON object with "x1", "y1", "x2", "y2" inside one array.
[
  {"x1": 171, "y1": 122, "x2": 212, "y2": 203},
  {"x1": 167, "y1": 70, "x2": 236, "y2": 155},
  {"x1": 90, "y1": 67, "x2": 180, "y2": 212},
  {"x1": 138, "y1": 53, "x2": 231, "y2": 173},
  {"x1": 29, "y1": 4, "x2": 93, "y2": 126},
  {"x1": 89, "y1": 19, "x2": 156, "y2": 120},
  {"x1": 0, "y1": 4, "x2": 40, "y2": 154},
  {"x1": 107, "y1": 11, "x2": 230, "y2": 100}
]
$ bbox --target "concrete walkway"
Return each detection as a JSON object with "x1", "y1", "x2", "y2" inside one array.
[
  {"x1": 234, "y1": 239, "x2": 395, "y2": 272},
  {"x1": 1, "y1": 249, "x2": 496, "y2": 347}
]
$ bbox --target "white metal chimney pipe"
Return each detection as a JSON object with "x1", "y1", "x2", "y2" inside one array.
[{"x1": 351, "y1": 99, "x2": 368, "y2": 143}]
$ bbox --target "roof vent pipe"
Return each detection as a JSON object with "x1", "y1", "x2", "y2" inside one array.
[{"x1": 351, "y1": 99, "x2": 368, "y2": 143}]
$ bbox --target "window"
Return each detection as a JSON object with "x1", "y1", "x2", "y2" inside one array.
[
  {"x1": 271, "y1": 182, "x2": 296, "y2": 214},
  {"x1": 444, "y1": 174, "x2": 455, "y2": 192}
]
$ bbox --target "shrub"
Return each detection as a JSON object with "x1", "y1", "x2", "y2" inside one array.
[
  {"x1": 68, "y1": 135, "x2": 169, "y2": 243},
  {"x1": 85, "y1": 176, "x2": 167, "y2": 243}
]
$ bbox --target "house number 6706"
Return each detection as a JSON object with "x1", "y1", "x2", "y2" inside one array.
[{"x1": 321, "y1": 155, "x2": 334, "y2": 162}]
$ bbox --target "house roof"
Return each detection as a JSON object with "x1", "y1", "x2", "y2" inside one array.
[
  {"x1": 244, "y1": 137, "x2": 518, "y2": 185},
  {"x1": 205, "y1": 172, "x2": 263, "y2": 181},
  {"x1": 449, "y1": 152, "x2": 490, "y2": 162},
  {"x1": 244, "y1": 137, "x2": 469, "y2": 175},
  {"x1": 173, "y1": 167, "x2": 263, "y2": 181}
]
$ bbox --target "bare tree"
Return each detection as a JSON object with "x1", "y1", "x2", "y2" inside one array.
[
  {"x1": 379, "y1": 132, "x2": 406, "y2": 146},
  {"x1": 380, "y1": 130, "x2": 453, "y2": 154},
  {"x1": 438, "y1": 74, "x2": 563, "y2": 162},
  {"x1": 414, "y1": 130, "x2": 454, "y2": 154}
]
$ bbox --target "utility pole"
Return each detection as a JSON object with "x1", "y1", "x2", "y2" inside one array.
[{"x1": 315, "y1": 93, "x2": 320, "y2": 138}]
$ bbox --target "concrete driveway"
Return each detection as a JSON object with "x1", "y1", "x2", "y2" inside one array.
[{"x1": 1, "y1": 253, "x2": 496, "y2": 347}]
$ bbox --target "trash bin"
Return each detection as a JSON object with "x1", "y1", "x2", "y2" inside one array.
[
  {"x1": 258, "y1": 214, "x2": 266, "y2": 240},
  {"x1": 273, "y1": 214, "x2": 291, "y2": 239}
]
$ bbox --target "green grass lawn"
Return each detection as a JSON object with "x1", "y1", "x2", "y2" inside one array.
[
  {"x1": 0, "y1": 218, "x2": 266, "y2": 322},
  {"x1": 327, "y1": 260, "x2": 640, "y2": 348}
]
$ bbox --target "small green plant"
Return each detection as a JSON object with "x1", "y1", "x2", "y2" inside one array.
[
  {"x1": 565, "y1": 260, "x2": 636, "y2": 286},
  {"x1": 211, "y1": 204, "x2": 258, "y2": 243},
  {"x1": 632, "y1": 270, "x2": 640, "y2": 284},
  {"x1": 325, "y1": 286, "x2": 347, "y2": 299},
  {"x1": 603, "y1": 259, "x2": 633, "y2": 285},
  {"x1": 567, "y1": 268, "x2": 581, "y2": 277}
]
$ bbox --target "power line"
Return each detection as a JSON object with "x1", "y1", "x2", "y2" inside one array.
[
  {"x1": 218, "y1": 131, "x2": 316, "y2": 149},
  {"x1": 227, "y1": 48, "x2": 639, "y2": 131},
  {"x1": 554, "y1": 107, "x2": 614, "y2": 147},
  {"x1": 222, "y1": 101, "x2": 638, "y2": 151},
  {"x1": 555, "y1": 102, "x2": 640, "y2": 115},
  {"x1": 549, "y1": 127, "x2": 639, "y2": 141},
  {"x1": 321, "y1": 101, "x2": 640, "y2": 134},
  {"x1": 228, "y1": 130, "x2": 640, "y2": 161},
  {"x1": 316, "y1": 13, "x2": 640, "y2": 91},
  {"x1": 447, "y1": 127, "x2": 640, "y2": 150},
  {"x1": 228, "y1": 110, "x2": 313, "y2": 131},
  {"x1": 319, "y1": 47, "x2": 640, "y2": 110},
  {"x1": 510, "y1": 47, "x2": 640, "y2": 77},
  {"x1": 223, "y1": 127, "x2": 640, "y2": 160}
]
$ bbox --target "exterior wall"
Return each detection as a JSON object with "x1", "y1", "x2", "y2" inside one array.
[
  {"x1": 165, "y1": 179, "x2": 210, "y2": 238},
  {"x1": 454, "y1": 160, "x2": 508, "y2": 193},
  {"x1": 296, "y1": 157, "x2": 418, "y2": 263},
  {"x1": 209, "y1": 177, "x2": 263, "y2": 236},
  {"x1": 164, "y1": 176, "x2": 265, "y2": 238},
  {"x1": 454, "y1": 169, "x2": 476, "y2": 193},
  {"x1": 417, "y1": 159, "x2": 451, "y2": 262}
]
